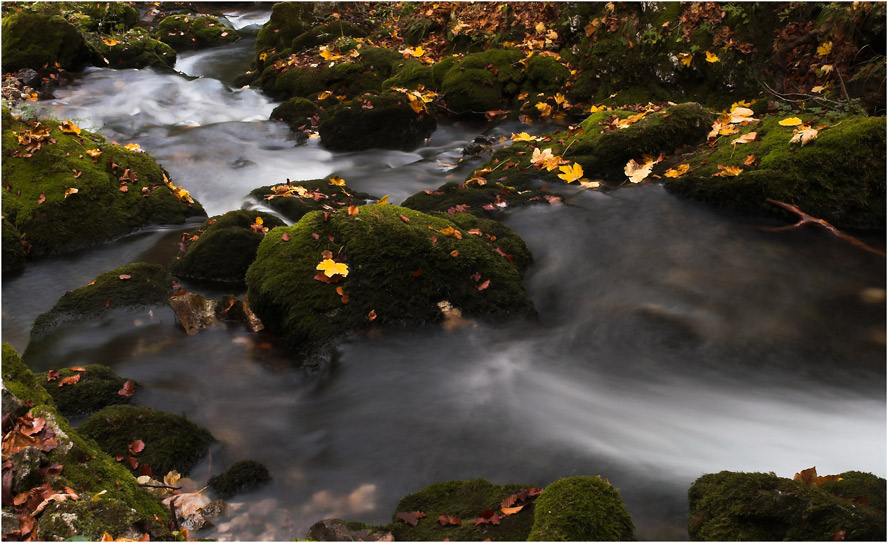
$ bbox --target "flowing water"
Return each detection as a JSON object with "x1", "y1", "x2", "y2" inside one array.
[{"x1": 3, "y1": 12, "x2": 885, "y2": 541}]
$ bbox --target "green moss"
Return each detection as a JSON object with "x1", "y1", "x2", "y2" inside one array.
[
  {"x1": 208, "y1": 460, "x2": 271, "y2": 499},
  {"x1": 688, "y1": 471, "x2": 886, "y2": 541},
  {"x1": 245, "y1": 205, "x2": 534, "y2": 353},
  {"x1": 96, "y1": 28, "x2": 178, "y2": 71},
  {"x1": 1, "y1": 11, "x2": 92, "y2": 71},
  {"x1": 524, "y1": 56, "x2": 571, "y2": 95},
  {"x1": 270, "y1": 97, "x2": 320, "y2": 130},
  {"x1": 431, "y1": 55, "x2": 460, "y2": 87},
  {"x1": 38, "y1": 500, "x2": 147, "y2": 541},
  {"x1": 2, "y1": 115, "x2": 204, "y2": 255},
  {"x1": 528, "y1": 476, "x2": 636, "y2": 541},
  {"x1": 291, "y1": 21, "x2": 367, "y2": 51},
  {"x1": 318, "y1": 91, "x2": 436, "y2": 151},
  {"x1": 434, "y1": 212, "x2": 533, "y2": 275},
  {"x1": 77, "y1": 405, "x2": 215, "y2": 477},
  {"x1": 256, "y1": 1, "x2": 316, "y2": 52},
  {"x1": 383, "y1": 58, "x2": 435, "y2": 91},
  {"x1": 2, "y1": 342, "x2": 54, "y2": 408},
  {"x1": 391, "y1": 479, "x2": 537, "y2": 541},
  {"x1": 31, "y1": 263, "x2": 173, "y2": 337},
  {"x1": 442, "y1": 68, "x2": 502, "y2": 114},
  {"x1": 171, "y1": 210, "x2": 286, "y2": 284},
  {"x1": 819, "y1": 471, "x2": 887, "y2": 514},
  {"x1": 35, "y1": 364, "x2": 135, "y2": 417},
  {"x1": 266, "y1": 46, "x2": 398, "y2": 101},
  {"x1": 155, "y1": 15, "x2": 238, "y2": 49},
  {"x1": 664, "y1": 114, "x2": 886, "y2": 230},
  {"x1": 249, "y1": 178, "x2": 374, "y2": 222},
  {"x1": 2, "y1": 217, "x2": 26, "y2": 274},
  {"x1": 75, "y1": 2, "x2": 139, "y2": 32}
]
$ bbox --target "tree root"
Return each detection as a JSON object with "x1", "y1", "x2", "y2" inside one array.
[{"x1": 761, "y1": 199, "x2": 885, "y2": 256}]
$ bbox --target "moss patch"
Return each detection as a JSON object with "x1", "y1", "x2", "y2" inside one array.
[
  {"x1": 85, "y1": 27, "x2": 178, "y2": 72},
  {"x1": 208, "y1": 459, "x2": 271, "y2": 499},
  {"x1": 255, "y1": 2, "x2": 317, "y2": 53},
  {"x1": 391, "y1": 479, "x2": 537, "y2": 541},
  {"x1": 688, "y1": 470, "x2": 886, "y2": 541},
  {"x1": 2, "y1": 114, "x2": 205, "y2": 255},
  {"x1": 1, "y1": 11, "x2": 92, "y2": 72},
  {"x1": 2, "y1": 217, "x2": 26, "y2": 274},
  {"x1": 318, "y1": 91, "x2": 437, "y2": 151},
  {"x1": 3, "y1": 342, "x2": 54, "y2": 408},
  {"x1": 155, "y1": 15, "x2": 238, "y2": 50},
  {"x1": 663, "y1": 114, "x2": 886, "y2": 230},
  {"x1": 77, "y1": 405, "x2": 215, "y2": 477},
  {"x1": 248, "y1": 178, "x2": 374, "y2": 222},
  {"x1": 35, "y1": 364, "x2": 135, "y2": 418},
  {"x1": 245, "y1": 205, "x2": 534, "y2": 353},
  {"x1": 270, "y1": 97, "x2": 319, "y2": 131},
  {"x1": 291, "y1": 21, "x2": 367, "y2": 51},
  {"x1": 528, "y1": 476, "x2": 636, "y2": 541},
  {"x1": 171, "y1": 210, "x2": 286, "y2": 284},
  {"x1": 31, "y1": 262, "x2": 174, "y2": 337}
]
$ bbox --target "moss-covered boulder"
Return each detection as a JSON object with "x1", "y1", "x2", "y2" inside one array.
[
  {"x1": 1, "y1": 11, "x2": 92, "y2": 72},
  {"x1": 78, "y1": 405, "x2": 215, "y2": 477},
  {"x1": 71, "y1": 1, "x2": 140, "y2": 33},
  {"x1": 440, "y1": 49, "x2": 525, "y2": 113},
  {"x1": 155, "y1": 15, "x2": 238, "y2": 49},
  {"x1": 318, "y1": 91, "x2": 437, "y2": 151},
  {"x1": 391, "y1": 479, "x2": 538, "y2": 541},
  {"x1": 255, "y1": 1, "x2": 317, "y2": 53},
  {"x1": 248, "y1": 178, "x2": 374, "y2": 222},
  {"x1": 528, "y1": 476, "x2": 636, "y2": 541},
  {"x1": 270, "y1": 97, "x2": 320, "y2": 131},
  {"x1": 2, "y1": 344, "x2": 172, "y2": 541},
  {"x1": 35, "y1": 364, "x2": 136, "y2": 417},
  {"x1": 2, "y1": 114, "x2": 204, "y2": 256},
  {"x1": 663, "y1": 114, "x2": 886, "y2": 231},
  {"x1": 524, "y1": 55, "x2": 571, "y2": 95},
  {"x1": 31, "y1": 263, "x2": 174, "y2": 337},
  {"x1": 2, "y1": 217, "x2": 27, "y2": 274},
  {"x1": 688, "y1": 470, "x2": 887, "y2": 541},
  {"x1": 437, "y1": 212, "x2": 534, "y2": 274},
  {"x1": 245, "y1": 205, "x2": 534, "y2": 353},
  {"x1": 171, "y1": 210, "x2": 286, "y2": 284},
  {"x1": 383, "y1": 58, "x2": 436, "y2": 91},
  {"x1": 88, "y1": 27, "x2": 178, "y2": 71},
  {"x1": 208, "y1": 460, "x2": 271, "y2": 499},
  {"x1": 290, "y1": 21, "x2": 367, "y2": 51}
]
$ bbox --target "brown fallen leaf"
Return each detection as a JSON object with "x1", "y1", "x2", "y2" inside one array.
[
  {"x1": 69, "y1": 366, "x2": 86, "y2": 372},
  {"x1": 450, "y1": 250, "x2": 459, "y2": 257},
  {"x1": 368, "y1": 309, "x2": 377, "y2": 322},
  {"x1": 58, "y1": 374, "x2": 81, "y2": 387},
  {"x1": 399, "y1": 214, "x2": 411, "y2": 223},
  {"x1": 118, "y1": 380, "x2": 135, "y2": 397},
  {"x1": 128, "y1": 439, "x2": 145, "y2": 456},
  {"x1": 477, "y1": 279, "x2": 490, "y2": 291},
  {"x1": 744, "y1": 154, "x2": 756, "y2": 166},
  {"x1": 437, "y1": 514, "x2": 462, "y2": 526},
  {"x1": 47, "y1": 370, "x2": 60, "y2": 382},
  {"x1": 501, "y1": 505, "x2": 525, "y2": 516},
  {"x1": 38, "y1": 192, "x2": 46, "y2": 204},
  {"x1": 126, "y1": 456, "x2": 139, "y2": 470},
  {"x1": 396, "y1": 511, "x2": 426, "y2": 526}
]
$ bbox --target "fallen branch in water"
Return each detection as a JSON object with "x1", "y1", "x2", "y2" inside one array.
[{"x1": 762, "y1": 199, "x2": 885, "y2": 257}]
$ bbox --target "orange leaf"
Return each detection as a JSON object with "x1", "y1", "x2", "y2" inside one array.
[
  {"x1": 744, "y1": 155, "x2": 756, "y2": 166},
  {"x1": 501, "y1": 505, "x2": 525, "y2": 516},
  {"x1": 396, "y1": 511, "x2": 425, "y2": 526},
  {"x1": 47, "y1": 369, "x2": 60, "y2": 382},
  {"x1": 477, "y1": 279, "x2": 490, "y2": 291},
  {"x1": 118, "y1": 380, "x2": 135, "y2": 397},
  {"x1": 412, "y1": 269, "x2": 423, "y2": 277},
  {"x1": 119, "y1": 274, "x2": 131, "y2": 280},
  {"x1": 437, "y1": 514, "x2": 462, "y2": 526},
  {"x1": 38, "y1": 192, "x2": 46, "y2": 204},
  {"x1": 348, "y1": 205, "x2": 359, "y2": 216},
  {"x1": 399, "y1": 214, "x2": 411, "y2": 223},
  {"x1": 58, "y1": 374, "x2": 81, "y2": 387},
  {"x1": 450, "y1": 250, "x2": 459, "y2": 257},
  {"x1": 281, "y1": 233, "x2": 291, "y2": 242},
  {"x1": 368, "y1": 309, "x2": 377, "y2": 322},
  {"x1": 128, "y1": 439, "x2": 145, "y2": 456}
]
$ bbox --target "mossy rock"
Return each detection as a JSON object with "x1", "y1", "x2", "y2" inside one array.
[
  {"x1": 2, "y1": 342, "x2": 54, "y2": 410},
  {"x1": 663, "y1": 114, "x2": 886, "y2": 231},
  {"x1": 170, "y1": 210, "x2": 286, "y2": 284},
  {"x1": 249, "y1": 178, "x2": 374, "y2": 222},
  {"x1": 245, "y1": 205, "x2": 534, "y2": 353},
  {"x1": 1, "y1": 11, "x2": 92, "y2": 72},
  {"x1": 524, "y1": 55, "x2": 571, "y2": 96},
  {"x1": 31, "y1": 263, "x2": 174, "y2": 337},
  {"x1": 270, "y1": 97, "x2": 319, "y2": 131},
  {"x1": 2, "y1": 217, "x2": 27, "y2": 274},
  {"x1": 35, "y1": 364, "x2": 136, "y2": 418},
  {"x1": 73, "y1": 2, "x2": 140, "y2": 33},
  {"x1": 155, "y1": 15, "x2": 238, "y2": 49},
  {"x1": 38, "y1": 500, "x2": 152, "y2": 542},
  {"x1": 527, "y1": 476, "x2": 636, "y2": 541},
  {"x1": 255, "y1": 1, "x2": 317, "y2": 52},
  {"x1": 383, "y1": 58, "x2": 435, "y2": 91},
  {"x1": 290, "y1": 21, "x2": 367, "y2": 51},
  {"x1": 819, "y1": 471, "x2": 887, "y2": 514},
  {"x1": 86, "y1": 27, "x2": 177, "y2": 71},
  {"x1": 688, "y1": 470, "x2": 887, "y2": 541},
  {"x1": 318, "y1": 91, "x2": 436, "y2": 151},
  {"x1": 78, "y1": 404, "x2": 215, "y2": 477},
  {"x1": 391, "y1": 479, "x2": 537, "y2": 541},
  {"x1": 208, "y1": 459, "x2": 271, "y2": 499},
  {"x1": 434, "y1": 212, "x2": 534, "y2": 275},
  {"x1": 442, "y1": 68, "x2": 502, "y2": 114},
  {"x1": 2, "y1": 114, "x2": 204, "y2": 255}
]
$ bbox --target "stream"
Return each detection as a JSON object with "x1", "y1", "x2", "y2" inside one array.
[{"x1": 3, "y1": 8, "x2": 885, "y2": 541}]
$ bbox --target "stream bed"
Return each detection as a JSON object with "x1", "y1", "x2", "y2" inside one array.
[{"x1": 3, "y1": 10, "x2": 885, "y2": 541}]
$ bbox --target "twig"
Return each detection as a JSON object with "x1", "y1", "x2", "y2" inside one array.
[
  {"x1": 138, "y1": 483, "x2": 182, "y2": 490},
  {"x1": 833, "y1": 68, "x2": 853, "y2": 108},
  {"x1": 762, "y1": 199, "x2": 885, "y2": 256}
]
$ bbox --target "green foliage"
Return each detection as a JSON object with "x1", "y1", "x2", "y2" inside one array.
[
  {"x1": 78, "y1": 405, "x2": 215, "y2": 477},
  {"x1": 208, "y1": 460, "x2": 271, "y2": 499},
  {"x1": 528, "y1": 476, "x2": 636, "y2": 541},
  {"x1": 35, "y1": 364, "x2": 135, "y2": 417}
]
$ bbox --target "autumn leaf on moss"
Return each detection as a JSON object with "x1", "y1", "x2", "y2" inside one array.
[
  {"x1": 778, "y1": 117, "x2": 803, "y2": 127},
  {"x1": 531, "y1": 147, "x2": 558, "y2": 170},
  {"x1": 664, "y1": 164, "x2": 690, "y2": 178},
  {"x1": 511, "y1": 132, "x2": 540, "y2": 142},
  {"x1": 705, "y1": 51, "x2": 719, "y2": 63},
  {"x1": 439, "y1": 226, "x2": 462, "y2": 239},
  {"x1": 817, "y1": 42, "x2": 832, "y2": 57},
  {"x1": 624, "y1": 157, "x2": 656, "y2": 183},
  {"x1": 588, "y1": 104, "x2": 606, "y2": 113},
  {"x1": 118, "y1": 380, "x2": 135, "y2": 397},
  {"x1": 318, "y1": 90, "x2": 333, "y2": 100},
  {"x1": 437, "y1": 515, "x2": 462, "y2": 526},
  {"x1": 729, "y1": 107, "x2": 755, "y2": 124},
  {"x1": 731, "y1": 132, "x2": 758, "y2": 146},
  {"x1": 557, "y1": 162, "x2": 585, "y2": 183},
  {"x1": 125, "y1": 143, "x2": 142, "y2": 152},
  {"x1": 713, "y1": 165, "x2": 743, "y2": 177},
  {"x1": 376, "y1": 194, "x2": 389, "y2": 205},
  {"x1": 60, "y1": 120, "x2": 81, "y2": 135},
  {"x1": 535, "y1": 102, "x2": 553, "y2": 116},
  {"x1": 789, "y1": 127, "x2": 818, "y2": 146},
  {"x1": 328, "y1": 175, "x2": 345, "y2": 186},
  {"x1": 677, "y1": 52, "x2": 692, "y2": 67},
  {"x1": 64, "y1": 188, "x2": 79, "y2": 198},
  {"x1": 86, "y1": 148, "x2": 102, "y2": 159},
  {"x1": 794, "y1": 466, "x2": 843, "y2": 487},
  {"x1": 102, "y1": 38, "x2": 119, "y2": 46},
  {"x1": 396, "y1": 511, "x2": 426, "y2": 526},
  {"x1": 319, "y1": 45, "x2": 341, "y2": 61},
  {"x1": 316, "y1": 259, "x2": 349, "y2": 278}
]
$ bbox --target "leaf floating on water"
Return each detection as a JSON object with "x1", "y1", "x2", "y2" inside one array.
[{"x1": 396, "y1": 511, "x2": 426, "y2": 526}]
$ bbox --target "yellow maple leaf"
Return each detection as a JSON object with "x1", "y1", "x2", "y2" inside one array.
[
  {"x1": 328, "y1": 175, "x2": 346, "y2": 186},
  {"x1": 778, "y1": 117, "x2": 803, "y2": 127},
  {"x1": 789, "y1": 127, "x2": 819, "y2": 146},
  {"x1": 254, "y1": 216, "x2": 264, "y2": 225},
  {"x1": 557, "y1": 162, "x2": 584, "y2": 183},
  {"x1": 294, "y1": 185, "x2": 308, "y2": 197},
  {"x1": 376, "y1": 194, "x2": 389, "y2": 205},
  {"x1": 817, "y1": 41, "x2": 832, "y2": 57},
  {"x1": 531, "y1": 147, "x2": 555, "y2": 167},
  {"x1": 319, "y1": 46, "x2": 341, "y2": 61},
  {"x1": 589, "y1": 104, "x2": 606, "y2": 113},
  {"x1": 677, "y1": 52, "x2": 692, "y2": 67},
  {"x1": 705, "y1": 51, "x2": 719, "y2": 63},
  {"x1": 511, "y1": 132, "x2": 539, "y2": 142},
  {"x1": 64, "y1": 187, "x2": 79, "y2": 198},
  {"x1": 811, "y1": 84, "x2": 828, "y2": 93},
  {"x1": 664, "y1": 164, "x2": 690, "y2": 178},
  {"x1": 412, "y1": 46, "x2": 425, "y2": 57},
  {"x1": 316, "y1": 258, "x2": 349, "y2": 278},
  {"x1": 25, "y1": 92, "x2": 38, "y2": 101},
  {"x1": 318, "y1": 90, "x2": 333, "y2": 100},
  {"x1": 535, "y1": 102, "x2": 553, "y2": 116},
  {"x1": 408, "y1": 100, "x2": 425, "y2": 114},
  {"x1": 125, "y1": 143, "x2": 141, "y2": 152},
  {"x1": 86, "y1": 148, "x2": 102, "y2": 159},
  {"x1": 102, "y1": 38, "x2": 119, "y2": 46},
  {"x1": 624, "y1": 157, "x2": 654, "y2": 183},
  {"x1": 718, "y1": 125, "x2": 739, "y2": 136},
  {"x1": 714, "y1": 166, "x2": 743, "y2": 177},
  {"x1": 554, "y1": 93, "x2": 566, "y2": 105},
  {"x1": 60, "y1": 120, "x2": 81, "y2": 135},
  {"x1": 259, "y1": 52, "x2": 268, "y2": 61}
]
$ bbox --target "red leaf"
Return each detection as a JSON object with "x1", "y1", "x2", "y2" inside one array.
[
  {"x1": 139, "y1": 464, "x2": 154, "y2": 477},
  {"x1": 313, "y1": 272, "x2": 334, "y2": 284},
  {"x1": 412, "y1": 269, "x2": 424, "y2": 277},
  {"x1": 396, "y1": 511, "x2": 426, "y2": 526},
  {"x1": 38, "y1": 192, "x2": 45, "y2": 204},
  {"x1": 126, "y1": 456, "x2": 139, "y2": 470},
  {"x1": 46, "y1": 370, "x2": 60, "y2": 382},
  {"x1": 115, "y1": 455, "x2": 124, "y2": 462},
  {"x1": 128, "y1": 439, "x2": 145, "y2": 456},
  {"x1": 437, "y1": 514, "x2": 462, "y2": 526},
  {"x1": 139, "y1": 533, "x2": 150, "y2": 542},
  {"x1": 119, "y1": 274, "x2": 131, "y2": 280},
  {"x1": 58, "y1": 374, "x2": 81, "y2": 387},
  {"x1": 312, "y1": 232, "x2": 320, "y2": 240},
  {"x1": 399, "y1": 214, "x2": 410, "y2": 223},
  {"x1": 477, "y1": 279, "x2": 490, "y2": 291},
  {"x1": 281, "y1": 233, "x2": 291, "y2": 242},
  {"x1": 106, "y1": 299, "x2": 111, "y2": 307},
  {"x1": 120, "y1": 185, "x2": 129, "y2": 192},
  {"x1": 118, "y1": 380, "x2": 135, "y2": 397},
  {"x1": 472, "y1": 272, "x2": 482, "y2": 282},
  {"x1": 327, "y1": 231, "x2": 335, "y2": 242},
  {"x1": 450, "y1": 250, "x2": 459, "y2": 257},
  {"x1": 831, "y1": 530, "x2": 846, "y2": 541}
]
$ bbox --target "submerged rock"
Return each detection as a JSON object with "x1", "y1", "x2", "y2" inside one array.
[
  {"x1": 245, "y1": 205, "x2": 534, "y2": 354},
  {"x1": 688, "y1": 470, "x2": 886, "y2": 541},
  {"x1": 169, "y1": 292, "x2": 217, "y2": 335},
  {"x1": 318, "y1": 91, "x2": 436, "y2": 151},
  {"x1": 171, "y1": 210, "x2": 286, "y2": 284},
  {"x1": 30, "y1": 262, "x2": 174, "y2": 338},
  {"x1": 528, "y1": 476, "x2": 636, "y2": 541},
  {"x1": 78, "y1": 404, "x2": 215, "y2": 477},
  {"x1": 35, "y1": 364, "x2": 136, "y2": 417},
  {"x1": 307, "y1": 519, "x2": 393, "y2": 541},
  {"x1": 1, "y1": 111, "x2": 205, "y2": 256},
  {"x1": 208, "y1": 459, "x2": 271, "y2": 499},
  {"x1": 155, "y1": 15, "x2": 238, "y2": 49}
]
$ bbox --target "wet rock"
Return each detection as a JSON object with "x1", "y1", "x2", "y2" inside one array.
[
  {"x1": 209, "y1": 460, "x2": 271, "y2": 499},
  {"x1": 2, "y1": 343, "x2": 54, "y2": 409},
  {"x1": 528, "y1": 476, "x2": 636, "y2": 541},
  {"x1": 1, "y1": 111, "x2": 205, "y2": 256},
  {"x1": 688, "y1": 470, "x2": 886, "y2": 541},
  {"x1": 7, "y1": 446, "x2": 44, "y2": 495},
  {"x1": 1, "y1": 12, "x2": 92, "y2": 72},
  {"x1": 215, "y1": 295, "x2": 265, "y2": 332},
  {"x1": 169, "y1": 292, "x2": 216, "y2": 335},
  {"x1": 318, "y1": 91, "x2": 436, "y2": 151},
  {"x1": 30, "y1": 263, "x2": 174, "y2": 338},
  {"x1": 245, "y1": 205, "x2": 534, "y2": 354},
  {"x1": 35, "y1": 364, "x2": 136, "y2": 417},
  {"x1": 164, "y1": 492, "x2": 224, "y2": 531},
  {"x1": 1, "y1": 383, "x2": 31, "y2": 419},
  {"x1": 270, "y1": 97, "x2": 319, "y2": 132},
  {"x1": 171, "y1": 210, "x2": 286, "y2": 284},
  {"x1": 156, "y1": 15, "x2": 239, "y2": 50},
  {"x1": 307, "y1": 519, "x2": 393, "y2": 541},
  {"x1": 248, "y1": 178, "x2": 373, "y2": 223},
  {"x1": 78, "y1": 405, "x2": 215, "y2": 477}
]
